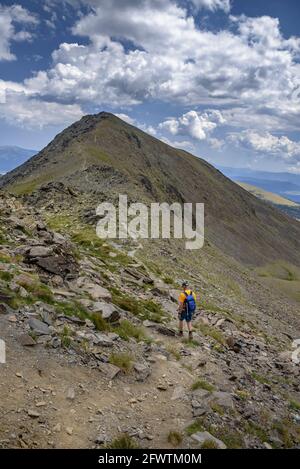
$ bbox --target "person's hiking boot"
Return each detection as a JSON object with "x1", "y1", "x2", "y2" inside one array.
[
  {"x1": 178, "y1": 330, "x2": 183, "y2": 337},
  {"x1": 188, "y1": 331, "x2": 193, "y2": 340}
]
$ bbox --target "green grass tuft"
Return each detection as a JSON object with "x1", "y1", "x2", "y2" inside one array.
[
  {"x1": 111, "y1": 290, "x2": 168, "y2": 323},
  {"x1": 185, "y1": 419, "x2": 204, "y2": 436},
  {"x1": 200, "y1": 439, "x2": 219, "y2": 449},
  {"x1": 245, "y1": 421, "x2": 269, "y2": 443},
  {"x1": 115, "y1": 319, "x2": 146, "y2": 342},
  {"x1": 162, "y1": 276, "x2": 174, "y2": 285},
  {"x1": 0, "y1": 271, "x2": 13, "y2": 282},
  {"x1": 235, "y1": 389, "x2": 250, "y2": 400},
  {"x1": 191, "y1": 379, "x2": 215, "y2": 392},
  {"x1": 0, "y1": 252, "x2": 11, "y2": 263},
  {"x1": 289, "y1": 399, "x2": 300, "y2": 411},
  {"x1": 60, "y1": 325, "x2": 72, "y2": 348},
  {"x1": 271, "y1": 419, "x2": 295, "y2": 448},
  {"x1": 167, "y1": 431, "x2": 183, "y2": 447},
  {"x1": 165, "y1": 343, "x2": 181, "y2": 361},
  {"x1": 210, "y1": 402, "x2": 224, "y2": 416},
  {"x1": 105, "y1": 434, "x2": 139, "y2": 449},
  {"x1": 197, "y1": 322, "x2": 225, "y2": 345},
  {"x1": 109, "y1": 352, "x2": 133, "y2": 373},
  {"x1": 182, "y1": 337, "x2": 200, "y2": 348},
  {"x1": 55, "y1": 300, "x2": 110, "y2": 331},
  {"x1": 251, "y1": 372, "x2": 271, "y2": 385},
  {"x1": 90, "y1": 312, "x2": 111, "y2": 331}
]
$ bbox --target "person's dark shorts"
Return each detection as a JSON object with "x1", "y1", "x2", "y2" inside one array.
[{"x1": 179, "y1": 309, "x2": 193, "y2": 322}]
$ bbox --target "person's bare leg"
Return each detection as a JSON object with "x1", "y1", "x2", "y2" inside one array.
[
  {"x1": 179, "y1": 320, "x2": 184, "y2": 336},
  {"x1": 187, "y1": 321, "x2": 193, "y2": 339}
]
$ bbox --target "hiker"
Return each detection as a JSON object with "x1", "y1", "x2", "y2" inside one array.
[{"x1": 178, "y1": 281, "x2": 196, "y2": 339}]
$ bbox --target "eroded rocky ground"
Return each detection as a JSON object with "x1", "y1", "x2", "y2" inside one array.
[{"x1": 1, "y1": 191, "x2": 300, "y2": 449}]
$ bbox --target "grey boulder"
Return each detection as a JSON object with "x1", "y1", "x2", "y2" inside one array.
[
  {"x1": 191, "y1": 431, "x2": 227, "y2": 449},
  {"x1": 28, "y1": 318, "x2": 51, "y2": 336},
  {"x1": 92, "y1": 302, "x2": 121, "y2": 323}
]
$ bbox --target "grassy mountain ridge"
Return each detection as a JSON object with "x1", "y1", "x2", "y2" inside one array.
[
  {"x1": 1, "y1": 112, "x2": 300, "y2": 268},
  {"x1": 238, "y1": 182, "x2": 300, "y2": 221},
  {"x1": 218, "y1": 166, "x2": 300, "y2": 204},
  {"x1": 237, "y1": 182, "x2": 299, "y2": 207}
]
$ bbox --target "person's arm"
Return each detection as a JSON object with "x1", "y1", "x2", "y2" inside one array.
[{"x1": 177, "y1": 293, "x2": 185, "y2": 312}]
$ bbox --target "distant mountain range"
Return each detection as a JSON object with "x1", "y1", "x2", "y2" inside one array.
[
  {"x1": 237, "y1": 182, "x2": 300, "y2": 221},
  {"x1": 0, "y1": 146, "x2": 36, "y2": 174},
  {"x1": 218, "y1": 166, "x2": 300, "y2": 203}
]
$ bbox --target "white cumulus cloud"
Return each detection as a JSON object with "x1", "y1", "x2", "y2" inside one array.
[
  {"x1": 0, "y1": 88, "x2": 83, "y2": 129},
  {"x1": 115, "y1": 113, "x2": 157, "y2": 135},
  {"x1": 190, "y1": 0, "x2": 231, "y2": 12},
  {"x1": 228, "y1": 130, "x2": 300, "y2": 161},
  {"x1": 0, "y1": 4, "x2": 38, "y2": 61},
  {"x1": 18, "y1": 5, "x2": 300, "y2": 133},
  {"x1": 1, "y1": 0, "x2": 300, "y2": 141},
  {"x1": 160, "y1": 136, "x2": 196, "y2": 152},
  {"x1": 159, "y1": 110, "x2": 225, "y2": 141}
]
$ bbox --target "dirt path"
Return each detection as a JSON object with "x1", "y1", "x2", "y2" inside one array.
[{"x1": 0, "y1": 314, "x2": 198, "y2": 449}]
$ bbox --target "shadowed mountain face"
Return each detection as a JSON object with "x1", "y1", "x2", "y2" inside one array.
[{"x1": 1, "y1": 112, "x2": 300, "y2": 267}]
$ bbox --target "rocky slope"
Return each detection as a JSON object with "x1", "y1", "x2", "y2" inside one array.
[
  {"x1": 1, "y1": 113, "x2": 300, "y2": 449},
  {"x1": 1, "y1": 113, "x2": 300, "y2": 267},
  {"x1": 1, "y1": 192, "x2": 300, "y2": 449}
]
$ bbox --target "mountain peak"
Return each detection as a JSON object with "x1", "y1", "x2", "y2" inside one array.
[
  {"x1": 77, "y1": 111, "x2": 116, "y2": 125},
  {"x1": 43, "y1": 111, "x2": 133, "y2": 154},
  {"x1": 71, "y1": 111, "x2": 128, "y2": 130},
  {"x1": 1, "y1": 113, "x2": 300, "y2": 267}
]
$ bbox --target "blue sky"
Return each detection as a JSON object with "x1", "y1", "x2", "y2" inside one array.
[{"x1": 0, "y1": 0, "x2": 300, "y2": 172}]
